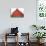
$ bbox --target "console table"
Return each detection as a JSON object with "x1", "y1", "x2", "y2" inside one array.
[{"x1": 4, "y1": 33, "x2": 30, "y2": 46}]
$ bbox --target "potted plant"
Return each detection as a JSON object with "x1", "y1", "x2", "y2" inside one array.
[{"x1": 33, "y1": 32, "x2": 46, "y2": 43}]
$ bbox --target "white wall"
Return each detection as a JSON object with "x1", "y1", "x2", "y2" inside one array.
[{"x1": 0, "y1": 0, "x2": 36, "y2": 42}]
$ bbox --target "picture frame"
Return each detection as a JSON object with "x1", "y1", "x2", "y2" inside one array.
[{"x1": 10, "y1": 8, "x2": 24, "y2": 17}]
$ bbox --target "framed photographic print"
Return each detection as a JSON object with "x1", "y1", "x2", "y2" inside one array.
[
  {"x1": 10, "y1": 8, "x2": 24, "y2": 17},
  {"x1": 37, "y1": 0, "x2": 46, "y2": 19},
  {"x1": 36, "y1": 0, "x2": 46, "y2": 26}
]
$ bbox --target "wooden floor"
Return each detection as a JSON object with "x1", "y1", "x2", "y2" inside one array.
[{"x1": 0, "y1": 42, "x2": 46, "y2": 46}]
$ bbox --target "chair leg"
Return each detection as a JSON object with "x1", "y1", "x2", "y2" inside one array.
[
  {"x1": 15, "y1": 34, "x2": 18, "y2": 46},
  {"x1": 16, "y1": 34, "x2": 18, "y2": 46}
]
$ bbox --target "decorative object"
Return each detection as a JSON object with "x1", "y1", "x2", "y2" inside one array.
[
  {"x1": 11, "y1": 27, "x2": 18, "y2": 34},
  {"x1": 11, "y1": 8, "x2": 24, "y2": 17}
]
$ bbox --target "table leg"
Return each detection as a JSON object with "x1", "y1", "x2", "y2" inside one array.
[
  {"x1": 17, "y1": 34, "x2": 18, "y2": 46},
  {"x1": 5, "y1": 34, "x2": 7, "y2": 46}
]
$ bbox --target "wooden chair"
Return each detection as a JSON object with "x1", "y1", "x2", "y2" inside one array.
[{"x1": 4, "y1": 33, "x2": 18, "y2": 46}]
